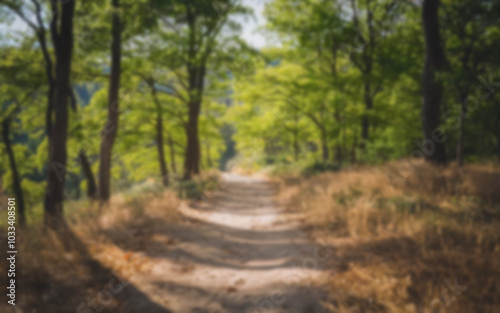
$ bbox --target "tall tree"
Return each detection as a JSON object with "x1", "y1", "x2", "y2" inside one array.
[
  {"x1": 348, "y1": 0, "x2": 403, "y2": 146},
  {"x1": 440, "y1": 0, "x2": 500, "y2": 166},
  {"x1": 44, "y1": 0, "x2": 76, "y2": 225},
  {"x1": 148, "y1": 0, "x2": 248, "y2": 179},
  {"x1": 147, "y1": 77, "x2": 169, "y2": 186},
  {"x1": 421, "y1": 0, "x2": 447, "y2": 165},
  {"x1": 97, "y1": 0, "x2": 122, "y2": 201}
]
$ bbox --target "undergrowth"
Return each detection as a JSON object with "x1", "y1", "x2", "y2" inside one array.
[
  {"x1": 0, "y1": 172, "x2": 220, "y2": 312},
  {"x1": 277, "y1": 162, "x2": 500, "y2": 313}
]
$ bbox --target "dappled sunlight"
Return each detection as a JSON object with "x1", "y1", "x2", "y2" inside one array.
[{"x1": 1, "y1": 0, "x2": 499, "y2": 311}]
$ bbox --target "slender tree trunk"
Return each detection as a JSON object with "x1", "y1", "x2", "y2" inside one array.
[
  {"x1": 156, "y1": 111, "x2": 169, "y2": 186},
  {"x1": 421, "y1": 0, "x2": 447, "y2": 165},
  {"x1": 44, "y1": 0, "x2": 75, "y2": 227},
  {"x1": 147, "y1": 77, "x2": 169, "y2": 186},
  {"x1": 32, "y1": 0, "x2": 56, "y2": 149},
  {"x1": 183, "y1": 64, "x2": 206, "y2": 180},
  {"x1": 358, "y1": 0, "x2": 375, "y2": 148},
  {"x1": 78, "y1": 150, "x2": 96, "y2": 198},
  {"x1": 168, "y1": 133, "x2": 177, "y2": 174},
  {"x1": 2, "y1": 118, "x2": 25, "y2": 226},
  {"x1": 97, "y1": 0, "x2": 122, "y2": 201},
  {"x1": 183, "y1": 101, "x2": 201, "y2": 179}
]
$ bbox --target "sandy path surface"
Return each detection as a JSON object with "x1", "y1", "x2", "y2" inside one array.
[{"x1": 118, "y1": 174, "x2": 330, "y2": 313}]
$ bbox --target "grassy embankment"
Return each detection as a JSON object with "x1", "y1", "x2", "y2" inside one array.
[{"x1": 276, "y1": 162, "x2": 500, "y2": 313}]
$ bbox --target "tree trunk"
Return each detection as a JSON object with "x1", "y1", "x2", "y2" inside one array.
[
  {"x1": 44, "y1": 0, "x2": 75, "y2": 227},
  {"x1": 421, "y1": 0, "x2": 447, "y2": 165},
  {"x1": 2, "y1": 118, "x2": 26, "y2": 226},
  {"x1": 32, "y1": 0, "x2": 56, "y2": 150},
  {"x1": 183, "y1": 101, "x2": 201, "y2": 179},
  {"x1": 156, "y1": 111, "x2": 169, "y2": 186},
  {"x1": 78, "y1": 150, "x2": 96, "y2": 198},
  {"x1": 147, "y1": 77, "x2": 169, "y2": 186},
  {"x1": 168, "y1": 133, "x2": 177, "y2": 174},
  {"x1": 97, "y1": 0, "x2": 122, "y2": 201},
  {"x1": 183, "y1": 63, "x2": 206, "y2": 180}
]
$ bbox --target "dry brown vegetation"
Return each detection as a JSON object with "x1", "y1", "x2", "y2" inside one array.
[
  {"x1": 0, "y1": 186, "x2": 182, "y2": 313},
  {"x1": 277, "y1": 162, "x2": 500, "y2": 313}
]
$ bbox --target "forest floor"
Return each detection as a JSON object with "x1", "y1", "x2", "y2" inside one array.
[{"x1": 95, "y1": 174, "x2": 332, "y2": 313}]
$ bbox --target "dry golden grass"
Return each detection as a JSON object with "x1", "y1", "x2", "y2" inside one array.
[
  {"x1": 277, "y1": 162, "x2": 500, "y2": 313},
  {"x1": 0, "y1": 186, "x2": 182, "y2": 312}
]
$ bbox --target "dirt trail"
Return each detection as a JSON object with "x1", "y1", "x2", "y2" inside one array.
[{"x1": 118, "y1": 174, "x2": 330, "y2": 313}]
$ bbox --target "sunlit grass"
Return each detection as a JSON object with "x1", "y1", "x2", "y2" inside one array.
[{"x1": 277, "y1": 162, "x2": 500, "y2": 313}]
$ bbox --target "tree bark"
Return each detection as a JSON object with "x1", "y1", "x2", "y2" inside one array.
[
  {"x1": 182, "y1": 7, "x2": 206, "y2": 180},
  {"x1": 421, "y1": 0, "x2": 447, "y2": 165},
  {"x1": 156, "y1": 111, "x2": 169, "y2": 186},
  {"x1": 97, "y1": 0, "x2": 122, "y2": 201},
  {"x1": 167, "y1": 133, "x2": 177, "y2": 174},
  {"x1": 44, "y1": 0, "x2": 75, "y2": 226},
  {"x1": 147, "y1": 77, "x2": 170, "y2": 186},
  {"x1": 351, "y1": 0, "x2": 375, "y2": 148},
  {"x1": 2, "y1": 118, "x2": 26, "y2": 226},
  {"x1": 183, "y1": 63, "x2": 206, "y2": 180},
  {"x1": 78, "y1": 150, "x2": 97, "y2": 199},
  {"x1": 183, "y1": 101, "x2": 202, "y2": 179}
]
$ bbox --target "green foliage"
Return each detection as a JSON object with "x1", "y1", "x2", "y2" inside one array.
[{"x1": 0, "y1": 0, "x2": 499, "y2": 223}]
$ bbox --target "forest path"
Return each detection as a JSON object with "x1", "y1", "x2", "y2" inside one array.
[{"x1": 116, "y1": 174, "x2": 331, "y2": 313}]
